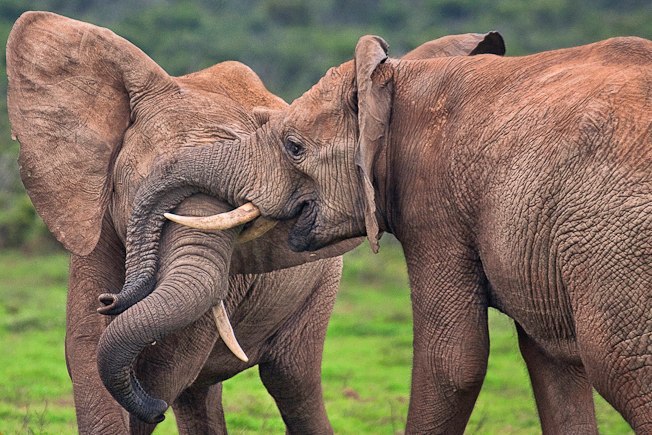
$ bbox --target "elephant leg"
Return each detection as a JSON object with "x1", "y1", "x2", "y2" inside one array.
[
  {"x1": 403, "y1": 242, "x2": 489, "y2": 434},
  {"x1": 128, "y1": 416, "x2": 157, "y2": 435},
  {"x1": 172, "y1": 383, "x2": 227, "y2": 435},
  {"x1": 66, "y1": 218, "x2": 129, "y2": 433},
  {"x1": 258, "y1": 340, "x2": 332, "y2": 435},
  {"x1": 563, "y1": 232, "x2": 652, "y2": 433},
  {"x1": 573, "y1": 293, "x2": 652, "y2": 432},
  {"x1": 515, "y1": 323, "x2": 597, "y2": 434},
  {"x1": 258, "y1": 267, "x2": 339, "y2": 435}
]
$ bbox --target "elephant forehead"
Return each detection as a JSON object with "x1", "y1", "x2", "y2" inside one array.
[
  {"x1": 134, "y1": 92, "x2": 249, "y2": 148},
  {"x1": 287, "y1": 68, "x2": 354, "y2": 135},
  {"x1": 110, "y1": 91, "x2": 256, "y2": 233},
  {"x1": 294, "y1": 61, "x2": 353, "y2": 107}
]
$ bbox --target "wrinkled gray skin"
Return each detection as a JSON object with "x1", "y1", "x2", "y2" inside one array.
[
  {"x1": 128, "y1": 32, "x2": 652, "y2": 433},
  {"x1": 7, "y1": 12, "x2": 358, "y2": 433},
  {"x1": 6, "y1": 12, "x2": 505, "y2": 432}
]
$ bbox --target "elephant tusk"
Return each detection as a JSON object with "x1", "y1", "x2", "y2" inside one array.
[
  {"x1": 164, "y1": 202, "x2": 261, "y2": 230},
  {"x1": 237, "y1": 217, "x2": 278, "y2": 244},
  {"x1": 212, "y1": 301, "x2": 249, "y2": 362}
]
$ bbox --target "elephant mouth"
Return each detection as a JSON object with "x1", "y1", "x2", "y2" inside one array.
[
  {"x1": 161, "y1": 196, "x2": 322, "y2": 251},
  {"x1": 288, "y1": 200, "x2": 321, "y2": 252}
]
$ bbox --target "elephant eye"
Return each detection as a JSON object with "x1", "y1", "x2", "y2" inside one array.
[{"x1": 284, "y1": 139, "x2": 305, "y2": 160}]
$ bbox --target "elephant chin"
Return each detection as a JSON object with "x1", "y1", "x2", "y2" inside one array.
[{"x1": 287, "y1": 202, "x2": 328, "y2": 252}]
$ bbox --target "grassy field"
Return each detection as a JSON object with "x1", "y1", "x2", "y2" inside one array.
[{"x1": 0, "y1": 243, "x2": 632, "y2": 434}]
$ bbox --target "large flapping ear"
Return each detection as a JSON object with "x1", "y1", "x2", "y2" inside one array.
[
  {"x1": 7, "y1": 11, "x2": 174, "y2": 255},
  {"x1": 402, "y1": 31, "x2": 505, "y2": 60},
  {"x1": 354, "y1": 35, "x2": 392, "y2": 253}
]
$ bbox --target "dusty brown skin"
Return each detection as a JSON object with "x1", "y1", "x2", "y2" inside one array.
[
  {"x1": 117, "y1": 31, "x2": 504, "y2": 311},
  {"x1": 6, "y1": 12, "x2": 505, "y2": 431},
  {"x1": 6, "y1": 11, "x2": 357, "y2": 432},
  {"x1": 261, "y1": 36, "x2": 652, "y2": 433},
  {"x1": 137, "y1": 35, "x2": 652, "y2": 432}
]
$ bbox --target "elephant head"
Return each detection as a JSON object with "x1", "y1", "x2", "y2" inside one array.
[
  {"x1": 6, "y1": 11, "x2": 358, "y2": 423},
  {"x1": 117, "y1": 30, "x2": 505, "y2": 288}
]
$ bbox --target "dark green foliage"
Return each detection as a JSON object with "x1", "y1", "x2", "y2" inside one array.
[{"x1": 1, "y1": 0, "x2": 651, "y2": 249}]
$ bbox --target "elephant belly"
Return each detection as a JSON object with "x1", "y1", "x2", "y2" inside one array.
[
  {"x1": 481, "y1": 236, "x2": 581, "y2": 363},
  {"x1": 196, "y1": 260, "x2": 341, "y2": 384},
  {"x1": 196, "y1": 352, "x2": 253, "y2": 384}
]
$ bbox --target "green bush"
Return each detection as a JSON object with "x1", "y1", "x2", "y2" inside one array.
[{"x1": 0, "y1": 193, "x2": 58, "y2": 252}]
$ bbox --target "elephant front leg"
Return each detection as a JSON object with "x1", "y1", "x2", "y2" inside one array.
[
  {"x1": 516, "y1": 323, "x2": 597, "y2": 434},
  {"x1": 404, "y1": 245, "x2": 489, "y2": 434},
  {"x1": 172, "y1": 383, "x2": 227, "y2": 435},
  {"x1": 258, "y1": 347, "x2": 332, "y2": 435},
  {"x1": 258, "y1": 267, "x2": 339, "y2": 435},
  {"x1": 66, "y1": 221, "x2": 129, "y2": 433}
]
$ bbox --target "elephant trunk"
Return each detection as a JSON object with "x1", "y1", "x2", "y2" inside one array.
[
  {"x1": 98, "y1": 137, "x2": 255, "y2": 316},
  {"x1": 97, "y1": 222, "x2": 237, "y2": 423}
]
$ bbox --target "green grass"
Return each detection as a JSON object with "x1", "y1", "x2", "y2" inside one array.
[{"x1": 0, "y1": 245, "x2": 632, "y2": 433}]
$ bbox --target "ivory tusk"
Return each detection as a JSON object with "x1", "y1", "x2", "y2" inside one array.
[
  {"x1": 238, "y1": 217, "x2": 278, "y2": 243},
  {"x1": 212, "y1": 301, "x2": 249, "y2": 362},
  {"x1": 164, "y1": 202, "x2": 261, "y2": 230}
]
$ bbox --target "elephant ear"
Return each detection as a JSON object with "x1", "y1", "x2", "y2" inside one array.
[
  {"x1": 402, "y1": 31, "x2": 505, "y2": 60},
  {"x1": 354, "y1": 35, "x2": 392, "y2": 253},
  {"x1": 6, "y1": 11, "x2": 174, "y2": 255}
]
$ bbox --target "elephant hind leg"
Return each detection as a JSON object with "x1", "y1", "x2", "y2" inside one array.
[
  {"x1": 575, "y1": 317, "x2": 652, "y2": 432},
  {"x1": 515, "y1": 323, "x2": 597, "y2": 433},
  {"x1": 563, "y1": 208, "x2": 652, "y2": 431},
  {"x1": 564, "y1": 247, "x2": 652, "y2": 431},
  {"x1": 172, "y1": 382, "x2": 227, "y2": 435}
]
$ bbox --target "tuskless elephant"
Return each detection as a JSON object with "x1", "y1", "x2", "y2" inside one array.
[
  {"x1": 124, "y1": 31, "x2": 652, "y2": 433},
  {"x1": 6, "y1": 11, "x2": 505, "y2": 432}
]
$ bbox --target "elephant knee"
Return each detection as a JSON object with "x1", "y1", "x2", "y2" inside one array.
[
  {"x1": 430, "y1": 343, "x2": 488, "y2": 395},
  {"x1": 450, "y1": 357, "x2": 487, "y2": 393}
]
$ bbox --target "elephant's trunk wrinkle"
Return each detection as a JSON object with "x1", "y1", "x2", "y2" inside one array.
[
  {"x1": 97, "y1": 227, "x2": 235, "y2": 422},
  {"x1": 101, "y1": 138, "x2": 252, "y2": 316}
]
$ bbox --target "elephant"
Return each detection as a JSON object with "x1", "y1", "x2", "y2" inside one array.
[
  {"x1": 122, "y1": 31, "x2": 652, "y2": 433},
  {"x1": 6, "y1": 11, "x2": 505, "y2": 432},
  {"x1": 6, "y1": 11, "x2": 361, "y2": 433}
]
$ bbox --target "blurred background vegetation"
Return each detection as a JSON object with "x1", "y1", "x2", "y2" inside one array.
[{"x1": 0, "y1": 0, "x2": 651, "y2": 249}]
